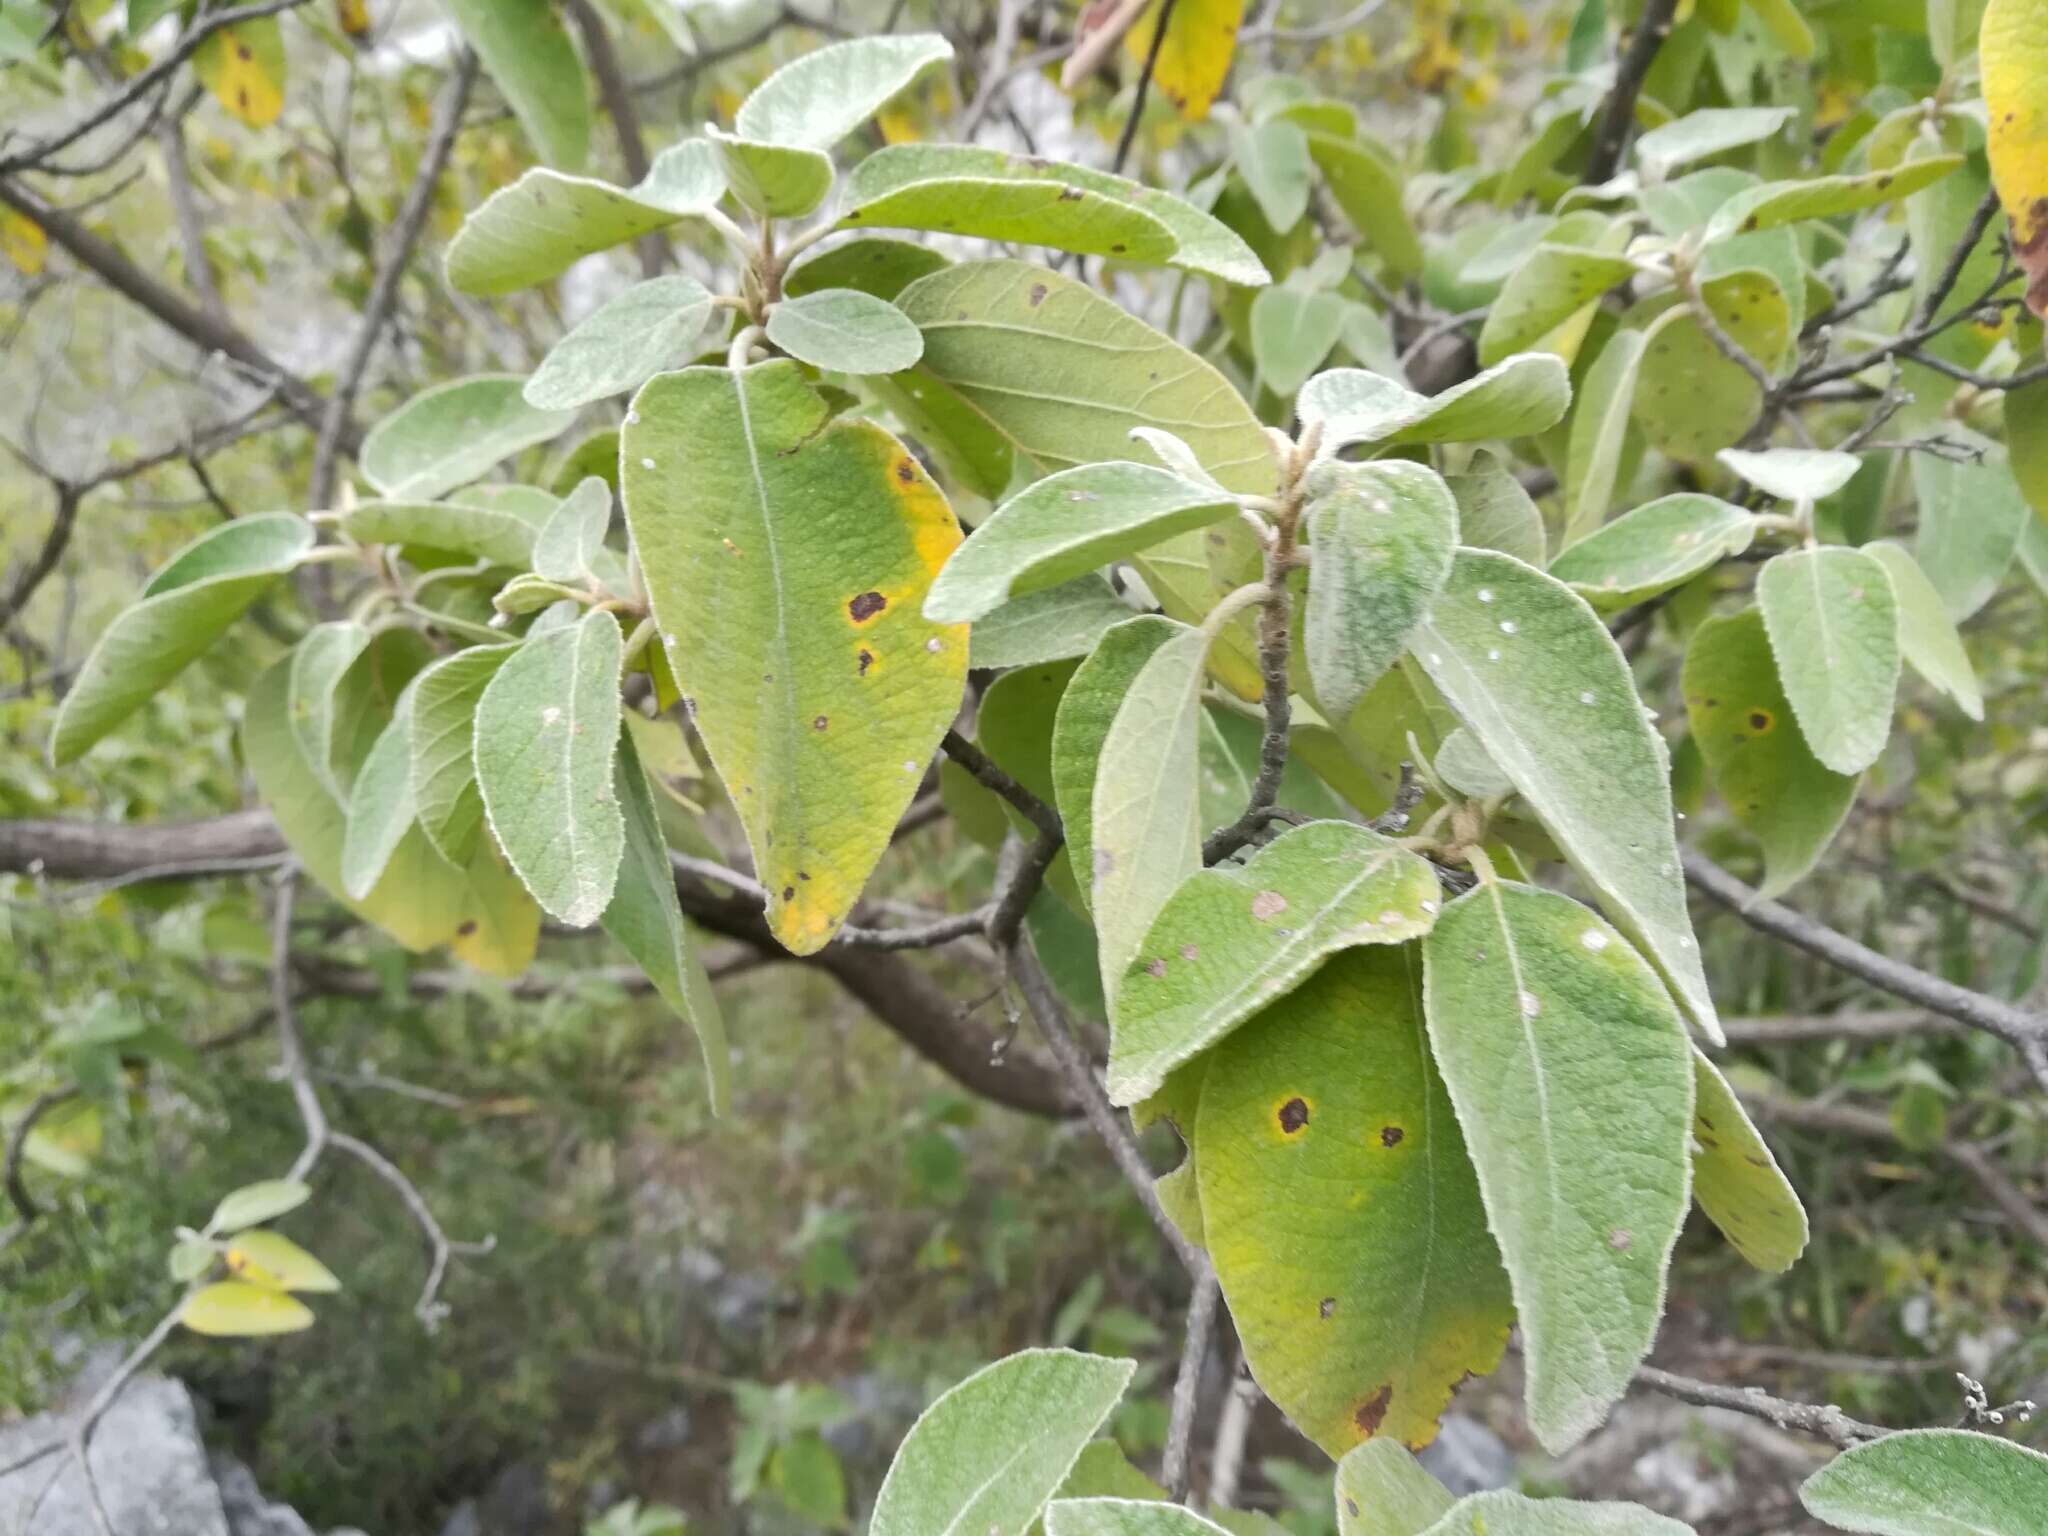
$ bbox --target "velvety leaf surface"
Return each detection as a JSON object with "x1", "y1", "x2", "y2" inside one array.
[
  {"x1": 473, "y1": 610, "x2": 626, "y2": 927},
  {"x1": 1299, "y1": 354, "x2": 1570, "y2": 452},
  {"x1": 1434, "y1": 726, "x2": 1511, "y2": 800},
  {"x1": 1477, "y1": 245, "x2": 1636, "y2": 367},
  {"x1": 969, "y1": 575, "x2": 1134, "y2": 669},
  {"x1": 1307, "y1": 131, "x2": 1423, "y2": 277},
  {"x1": 411, "y1": 645, "x2": 518, "y2": 864},
  {"x1": 525, "y1": 275, "x2": 715, "y2": 410},
  {"x1": 844, "y1": 146, "x2": 1268, "y2": 286},
  {"x1": 1047, "y1": 1501, "x2": 1233, "y2": 1536},
  {"x1": 1445, "y1": 451, "x2": 1546, "y2": 566},
  {"x1": 1911, "y1": 451, "x2": 2026, "y2": 620},
  {"x1": 1562, "y1": 328, "x2": 1647, "y2": 542},
  {"x1": 1717, "y1": 447, "x2": 1861, "y2": 503},
  {"x1": 1420, "y1": 1492, "x2": 1695, "y2": 1536},
  {"x1": 1414, "y1": 550, "x2": 1718, "y2": 1039},
  {"x1": 1051, "y1": 616, "x2": 1179, "y2": 918},
  {"x1": 531, "y1": 477, "x2": 613, "y2": 587},
  {"x1": 341, "y1": 685, "x2": 419, "y2": 901},
  {"x1": 1630, "y1": 273, "x2": 1790, "y2": 462},
  {"x1": 1756, "y1": 547, "x2": 1900, "y2": 776},
  {"x1": 1334, "y1": 1441, "x2": 1453, "y2": 1536},
  {"x1": 1799, "y1": 1428, "x2": 2048, "y2": 1536},
  {"x1": 359, "y1": 376, "x2": 573, "y2": 501},
  {"x1": 1198, "y1": 947, "x2": 1512, "y2": 1457},
  {"x1": 621, "y1": 362, "x2": 967, "y2": 954},
  {"x1": 337, "y1": 499, "x2": 539, "y2": 569},
  {"x1": 208, "y1": 1179, "x2": 311, "y2": 1233},
  {"x1": 865, "y1": 366, "x2": 1017, "y2": 500},
  {"x1": 709, "y1": 129, "x2": 834, "y2": 217},
  {"x1": 766, "y1": 289, "x2": 925, "y2": 376},
  {"x1": 1704, "y1": 158, "x2": 1964, "y2": 242},
  {"x1": 445, "y1": 143, "x2": 724, "y2": 295},
  {"x1": 1106, "y1": 822, "x2": 1438, "y2": 1105},
  {"x1": 1422, "y1": 882, "x2": 1694, "y2": 1453},
  {"x1": 1089, "y1": 621, "x2": 1211, "y2": 1001},
  {"x1": 602, "y1": 728, "x2": 730, "y2": 1114},
  {"x1": 1684, "y1": 608, "x2": 1856, "y2": 899},
  {"x1": 1234, "y1": 118, "x2": 1313, "y2": 233},
  {"x1": 928, "y1": 462, "x2": 1238, "y2": 623},
  {"x1": 49, "y1": 513, "x2": 313, "y2": 765},
  {"x1": 1301, "y1": 460, "x2": 1459, "y2": 719},
  {"x1": 1634, "y1": 106, "x2": 1794, "y2": 178},
  {"x1": 1548, "y1": 494, "x2": 1756, "y2": 612},
  {"x1": 898, "y1": 260, "x2": 1277, "y2": 493},
  {"x1": 785, "y1": 237, "x2": 952, "y2": 301},
  {"x1": 445, "y1": 0, "x2": 588, "y2": 169},
  {"x1": 1864, "y1": 542, "x2": 1983, "y2": 720},
  {"x1": 734, "y1": 33, "x2": 951, "y2": 149},
  {"x1": 288, "y1": 620, "x2": 375, "y2": 797},
  {"x1": 1689, "y1": 1047, "x2": 1808, "y2": 1273},
  {"x1": 868, "y1": 1350, "x2": 1136, "y2": 1536},
  {"x1": 1252, "y1": 286, "x2": 1345, "y2": 397}
]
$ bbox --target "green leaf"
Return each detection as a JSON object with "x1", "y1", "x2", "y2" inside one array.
[
  {"x1": 1563, "y1": 328, "x2": 1647, "y2": 542},
  {"x1": 1299, "y1": 354, "x2": 1571, "y2": 453},
  {"x1": 1800, "y1": 1429, "x2": 2048, "y2": 1536},
  {"x1": 898, "y1": 259, "x2": 1277, "y2": 494},
  {"x1": 969, "y1": 576, "x2": 1133, "y2": 669},
  {"x1": 1052, "y1": 616, "x2": 1178, "y2": 916},
  {"x1": 602, "y1": 726, "x2": 731, "y2": 1115},
  {"x1": 765, "y1": 289, "x2": 925, "y2": 375},
  {"x1": 524, "y1": 275, "x2": 714, "y2": 410},
  {"x1": 1718, "y1": 447, "x2": 1861, "y2": 502},
  {"x1": 48, "y1": 513, "x2": 313, "y2": 765},
  {"x1": 1689, "y1": 1046, "x2": 1808, "y2": 1273},
  {"x1": 1199, "y1": 947, "x2": 1512, "y2": 1456},
  {"x1": 1234, "y1": 118, "x2": 1313, "y2": 233},
  {"x1": 473, "y1": 611, "x2": 626, "y2": 926},
  {"x1": 1634, "y1": 106, "x2": 1795, "y2": 179},
  {"x1": 1046, "y1": 1501, "x2": 1234, "y2": 1536},
  {"x1": 785, "y1": 236, "x2": 951, "y2": 301},
  {"x1": 1422, "y1": 881, "x2": 1695, "y2": 1454},
  {"x1": 1414, "y1": 549, "x2": 1720, "y2": 1040},
  {"x1": 336, "y1": 500, "x2": 538, "y2": 568},
  {"x1": 445, "y1": 0, "x2": 589, "y2": 169},
  {"x1": 179, "y1": 1280, "x2": 315, "y2": 1337},
  {"x1": 1478, "y1": 245, "x2": 1637, "y2": 368},
  {"x1": 927, "y1": 462, "x2": 1238, "y2": 624},
  {"x1": 1334, "y1": 1441, "x2": 1454, "y2": 1536},
  {"x1": 532, "y1": 476, "x2": 613, "y2": 586},
  {"x1": 1251, "y1": 285, "x2": 1346, "y2": 397},
  {"x1": 410, "y1": 645, "x2": 519, "y2": 864},
  {"x1": 341, "y1": 685, "x2": 420, "y2": 900},
  {"x1": 1864, "y1": 542, "x2": 1983, "y2": 721},
  {"x1": 1684, "y1": 608, "x2": 1857, "y2": 898},
  {"x1": 1702, "y1": 157, "x2": 1963, "y2": 242},
  {"x1": 1756, "y1": 547, "x2": 1900, "y2": 776},
  {"x1": 1445, "y1": 451, "x2": 1546, "y2": 566},
  {"x1": 359, "y1": 376, "x2": 573, "y2": 501},
  {"x1": 208, "y1": 1178, "x2": 312, "y2": 1234},
  {"x1": 1549, "y1": 493, "x2": 1756, "y2": 611},
  {"x1": 1302, "y1": 460, "x2": 1458, "y2": 718},
  {"x1": 288, "y1": 620, "x2": 375, "y2": 797},
  {"x1": 735, "y1": 33, "x2": 951, "y2": 149},
  {"x1": 1090, "y1": 621, "x2": 1211, "y2": 1000},
  {"x1": 167, "y1": 1236, "x2": 214, "y2": 1285},
  {"x1": 1912, "y1": 450, "x2": 2026, "y2": 620},
  {"x1": 869, "y1": 1350, "x2": 1137, "y2": 1536},
  {"x1": 709, "y1": 128, "x2": 835, "y2": 217},
  {"x1": 768, "y1": 1433, "x2": 847, "y2": 1527},
  {"x1": 1307, "y1": 130, "x2": 1423, "y2": 278},
  {"x1": 621, "y1": 362, "x2": 967, "y2": 954},
  {"x1": 845, "y1": 148, "x2": 1269, "y2": 287},
  {"x1": 1419, "y1": 1492, "x2": 1695, "y2": 1535},
  {"x1": 1435, "y1": 725, "x2": 1512, "y2": 799},
  {"x1": 1106, "y1": 821, "x2": 1439, "y2": 1104},
  {"x1": 1630, "y1": 272, "x2": 1790, "y2": 462},
  {"x1": 445, "y1": 142, "x2": 725, "y2": 296},
  {"x1": 222, "y1": 1228, "x2": 341, "y2": 1293},
  {"x1": 865, "y1": 366, "x2": 1017, "y2": 501}
]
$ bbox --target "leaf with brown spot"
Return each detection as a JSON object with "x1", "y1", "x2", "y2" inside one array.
[
  {"x1": 1689, "y1": 1046, "x2": 1807, "y2": 1273},
  {"x1": 1196, "y1": 946, "x2": 1511, "y2": 1457}
]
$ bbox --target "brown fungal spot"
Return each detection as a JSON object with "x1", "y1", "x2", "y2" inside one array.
[
  {"x1": 849, "y1": 590, "x2": 888, "y2": 622},
  {"x1": 1111, "y1": 243, "x2": 1127, "y2": 254},
  {"x1": 857, "y1": 648, "x2": 875, "y2": 675},
  {"x1": 1251, "y1": 889, "x2": 1289, "y2": 921},
  {"x1": 1748, "y1": 709, "x2": 1772, "y2": 731},
  {"x1": 1179, "y1": 943, "x2": 1199, "y2": 961},
  {"x1": 782, "y1": 885, "x2": 795, "y2": 901},
  {"x1": 1277, "y1": 1097, "x2": 1309, "y2": 1134},
  {"x1": 1345, "y1": 1499, "x2": 1360, "y2": 1519},
  {"x1": 1608, "y1": 1227, "x2": 1633, "y2": 1252},
  {"x1": 457, "y1": 920, "x2": 478, "y2": 937},
  {"x1": 1320, "y1": 1297, "x2": 1337, "y2": 1319},
  {"x1": 1354, "y1": 1385, "x2": 1393, "y2": 1436},
  {"x1": 1380, "y1": 1125, "x2": 1404, "y2": 1148},
  {"x1": 1145, "y1": 958, "x2": 1168, "y2": 979},
  {"x1": 895, "y1": 459, "x2": 916, "y2": 484},
  {"x1": 1028, "y1": 282, "x2": 1048, "y2": 306},
  {"x1": 797, "y1": 871, "x2": 811, "y2": 881},
  {"x1": 813, "y1": 715, "x2": 829, "y2": 730}
]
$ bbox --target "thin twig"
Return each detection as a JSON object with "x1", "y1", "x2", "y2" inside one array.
[
  {"x1": 327, "y1": 1131, "x2": 494, "y2": 1330},
  {"x1": 271, "y1": 869, "x2": 329, "y2": 1183},
  {"x1": 1162, "y1": 1266, "x2": 1220, "y2": 1500},
  {"x1": 1584, "y1": 0, "x2": 1678, "y2": 184},
  {"x1": 1112, "y1": 0, "x2": 1180, "y2": 175},
  {"x1": 1635, "y1": 1365, "x2": 1886, "y2": 1449}
]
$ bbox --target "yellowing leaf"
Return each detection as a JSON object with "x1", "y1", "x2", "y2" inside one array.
[
  {"x1": 621, "y1": 363, "x2": 967, "y2": 954},
  {"x1": 1124, "y1": 0, "x2": 1245, "y2": 119},
  {"x1": 335, "y1": 0, "x2": 370, "y2": 38},
  {"x1": 1689, "y1": 1047, "x2": 1808, "y2": 1273},
  {"x1": 194, "y1": 18, "x2": 286, "y2": 128},
  {"x1": 1, "y1": 207, "x2": 45, "y2": 274},
  {"x1": 1985, "y1": 0, "x2": 2048, "y2": 315},
  {"x1": 180, "y1": 1280, "x2": 315, "y2": 1336},
  {"x1": 222, "y1": 1228, "x2": 341, "y2": 1293},
  {"x1": 1197, "y1": 946, "x2": 1512, "y2": 1456}
]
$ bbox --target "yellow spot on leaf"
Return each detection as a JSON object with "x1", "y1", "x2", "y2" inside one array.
[
  {"x1": 196, "y1": 20, "x2": 286, "y2": 128},
  {"x1": 1123, "y1": 0, "x2": 1246, "y2": 121}
]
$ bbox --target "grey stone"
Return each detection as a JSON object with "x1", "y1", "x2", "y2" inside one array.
[
  {"x1": 0, "y1": 1372, "x2": 231, "y2": 1536},
  {"x1": 436, "y1": 1499, "x2": 481, "y2": 1536},
  {"x1": 211, "y1": 1454, "x2": 317, "y2": 1536},
  {"x1": 1417, "y1": 1413, "x2": 1515, "y2": 1496}
]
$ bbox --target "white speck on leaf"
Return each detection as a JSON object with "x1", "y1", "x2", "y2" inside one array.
[{"x1": 1581, "y1": 929, "x2": 1610, "y2": 952}]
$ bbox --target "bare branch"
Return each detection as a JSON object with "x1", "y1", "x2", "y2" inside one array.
[
  {"x1": 327, "y1": 1131, "x2": 494, "y2": 1330},
  {"x1": 1634, "y1": 1364, "x2": 1886, "y2": 1449},
  {"x1": 1162, "y1": 1266, "x2": 1221, "y2": 1500},
  {"x1": 1584, "y1": 0, "x2": 1679, "y2": 185},
  {"x1": 270, "y1": 869, "x2": 328, "y2": 1183}
]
